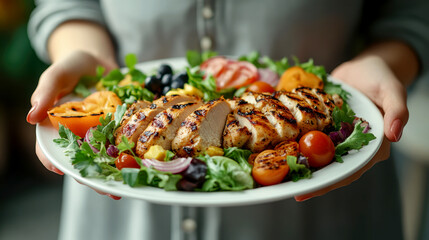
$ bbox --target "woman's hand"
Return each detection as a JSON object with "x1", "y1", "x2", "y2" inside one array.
[
  {"x1": 295, "y1": 41, "x2": 418, "y2": 201},
  {"x1": 27, "y1": 51, "x2": 120, "y2": 200}
]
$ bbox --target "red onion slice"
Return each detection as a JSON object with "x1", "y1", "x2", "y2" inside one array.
[
  {"x1": 257, "y1": 68, "x2": 279, "y2": 87},
  {"x1": 141, "y1": 157, "x2": 193, "y2": 173}
]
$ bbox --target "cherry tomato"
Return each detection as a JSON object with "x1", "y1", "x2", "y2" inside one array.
[
  {"x1": 247, "y1": 81, "x2": 275, "y2": 93},
  {"x1": 115, "y1": 153, "x2": 140, "y2": 170},
  {"x1": 48, "y1": 91, "x2": 122, "y2": 138},
  {"x1": 201, "y1": 57, "x2": 259, "y2": 90},
  {"x1": 299, "y1": 131, "x2": 335, "y2": 168},
  {"x1": 252, "y1": 150, "x2": 290, "y2": 186}
]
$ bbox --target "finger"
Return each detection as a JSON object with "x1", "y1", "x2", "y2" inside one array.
[
  {"x1": 295, "y1": 137, "x2": 390, "y2": 201},
  {"x1": 35, "y1": 141, "x2": 64, "y2": 175},
  {"x1": 379, "y1": 80, "x2": 408, "y2": 142},
  {"x1": 27, "y1": 51, "x2": 118, "y2": 125},
  {"x1": 75, "y1": 179, "x2": 122, "y2": 200}
]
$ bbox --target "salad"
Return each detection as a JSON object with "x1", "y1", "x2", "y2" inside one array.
[{"x1": 49, "y1": 51, "x2": 376, "y2": 192}]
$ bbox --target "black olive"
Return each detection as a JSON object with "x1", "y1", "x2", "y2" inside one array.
[
  {"x1": 180, "y1": 158, "x2": 207, "y2": 183},
  {"x1": 170, "y1": 78, "x2": 185, "y2": 89},
  {"x1": 177, "y1": 179, "x2": 199, "y2": 191},
  {"x1": 174, "y1": 71, "x2": 189, "y2": 83},
  {"x1": 161, "y1": 74, "x2": 173, "y2": 87},
  {"x1": 162, "y1": 85, "x2": 171, "y2": 96},
  {"x1": 144, "y1": 75, "x2": 163, "y2": 94},
  {"x1": 158, "y1": 64, "x2": 173, "y2": 77}
]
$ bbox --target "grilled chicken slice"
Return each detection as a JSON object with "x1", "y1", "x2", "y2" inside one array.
[
  {"x1": 120, "y1": 100, "x2": 151, "y2": 125},
  {"x1": 222, "y1": 113, "x2": 252, "y2": 148},
  {"x1": 115, "y1": 95, "x2": 198, "y2": 146},
  {"x1": 233, "y1": 100, "x2": 277, "y2": 153},
  {"x1": 135, "y1": 101, "x2": 203, "y2": 157},
  {"x1": 273, "y1": 91, "x2": 318, "y2": 135},
  {"x1": 172, "y1": 98, "x2": 231, "y2": 157},
  {"x1": 241, "y1": 92, "x2": 299, "y2": 143},
  {"x1": 114, "y1": 100, "x2": 151, "y2": 139},
  {"x1": 293, "y1": 87, "x2": 333, "y2": 130}
]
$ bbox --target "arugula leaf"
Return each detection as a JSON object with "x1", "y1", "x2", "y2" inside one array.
[
  {"x1": 186, "y1": 50, "x2": 218, "y2": 67},
  {"x1": 261, "y1": 56, "x2": 290, "y2": 76},
  {"x1": 286, "y1": 156, "x2": 312, "y2": 182},
  {"x1": 100, "y1": 69, "x2": 125, "y2": 88},
  {"x1": 53, "y1": 124, "x2": 81, "y2": 156},
  {"x1": 198, "y1": 155, "x2": 254, "y2": 191},
  {"x1": 164, "y1": 150, "x2": 175, "y2": 162},
  {"x1": 125, "y1": 53, "x2": 138, "y2": 70},
  {"x1": 121, "y1": 167, "x2": 182, "y2": 191},
  {"x1": 111, "y1": 84, "x2": 154, "y2": 103},
  {"x1": 324, "y1": 81, "x2": 351, "y2": 103},
  {"x1": 332, "y1": 103, "x2": 355, "y2": 130},
  {"x1": 114, "y1": 104, "x2": 127, "y2": 128},
  {"x1": 187, "y1": 68, "x2": 235, "y2": 101},
  {"x1": 335, "y1": 120, "x2": 377, "y2": 162},
  {"x1": 223, "y1": 147, "x2": 253, "y2": 174},
  {"x1": 238, "y1": 51, "x2": 265, "y2": 68},
  {"x1": 117, "y1": 136, "x2": 135, "y2": 155}
]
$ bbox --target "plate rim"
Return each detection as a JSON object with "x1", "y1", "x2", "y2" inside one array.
[{"x1": 36, "y1": 57, "x2": 384, "y2": 207}]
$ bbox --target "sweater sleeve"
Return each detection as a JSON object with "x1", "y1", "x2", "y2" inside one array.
[
  {"x1": 368, "y1": 0, "x2": 429, "y2": 75},
  {"x1": 27, "y1": 0, "x2": 105, "y2": 63}
]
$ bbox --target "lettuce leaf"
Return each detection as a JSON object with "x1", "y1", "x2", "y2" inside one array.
[
  {"x1": 335, "y1": 120, "x2": 376, "y2": 162},
  {"x1": 198, "y1": 155, "x2": 254, "y2": 191}
]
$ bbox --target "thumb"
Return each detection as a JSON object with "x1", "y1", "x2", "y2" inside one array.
[{"x1": 27, "y1": 51, "x2": 117, "y2": 124}]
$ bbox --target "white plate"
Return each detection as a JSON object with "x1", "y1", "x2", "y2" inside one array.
[{"x1": 36, "y1": 58, "x2": 384, "y2": 207}]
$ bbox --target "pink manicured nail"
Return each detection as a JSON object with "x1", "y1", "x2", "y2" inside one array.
[
  {"x1": 391, "y1": 119, "x2": 403, "y2": 142},
  {"x1": 26, "y1": 103, "x2": 38, "y2": 123},
  {"x1": 108, "y1": 194, "x2": 122, "y2": 200}
]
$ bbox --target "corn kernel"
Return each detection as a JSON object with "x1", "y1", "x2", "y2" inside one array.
[
  {"x1": 183, "y1": 84, "x2": 204, "y2": 97},
  {"x1": 144, "y1": 145, "x2": 166, "y2": 161},
  {"x1": 205, "y1": 146, "x2": 224, "y2": 156}
]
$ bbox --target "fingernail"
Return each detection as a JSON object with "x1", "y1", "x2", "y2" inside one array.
[
  {"x1": 108, "y1": 194, "x2": 121, "y2": 200},
  {"x1": 295, "y1": 195, "x2": 311, "y2": 202},
  {"x1": 26, "y1": 102, "x2": 38, "y2": 123},
  {"x1": 391, "y1": 119, "x2": 403, "y2": 142},
  {"x1": 52, "y1": 168, "x2": 64, "y2": 175}
]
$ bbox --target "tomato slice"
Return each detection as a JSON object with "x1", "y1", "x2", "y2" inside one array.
[
  {"x1": 201, "y1": 57, "x2": 259, "y2": 90},
  {"x1": 48, "y1": 91, "x2": 122, "y2": 138},
  {"x1": 247, "y1": 81, "x2": 276, "y2": 93}
]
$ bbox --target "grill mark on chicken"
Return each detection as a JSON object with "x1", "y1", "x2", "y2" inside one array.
[
  {"x1": 293, "y1": 87, "x2": 333, "y2": 130},
  {"x1": 115, "y1": 95, "x2": 200, "y2": 147},
  {"x1": 222, "y1": 113, "x2": 251, "y2": 149},
  {"x1": 135, "y1": 101, "x2": 203, "y2": 157},
  {"x1": 273, "y1": 91, "x2": 318, "y2": 136},
  {"x1": 241, "y1": 92, "x2": 299, "y2": 144}
]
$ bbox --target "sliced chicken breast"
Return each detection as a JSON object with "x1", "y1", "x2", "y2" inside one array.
[
  {"x1": 241, "y1": 92, "x2": 299, "y2": 143},
  {"x1": 233, "y1": 100, "x2": 277, "y2": 153},
  {"x1": 172, "y1": 98, "x2": 231, "y2": 157},
  {"x1": 114, "y1": 100, "x2": 151, "y2": 139},
  {"x1": 115, "y1": 95, "x2": 198, "y2": 147},
  {"x1": 222, "y1": 113, "x2": 252, "y2": 149},
  {"x1": 135, "y1": 101, "x2": 203, "y2": 157},
  {"x1": 273, "y1": 91, "x2": 318, "y2": 135},
  {"x1": 293, "y1": 87, "x2": 333, "y2": 130}
]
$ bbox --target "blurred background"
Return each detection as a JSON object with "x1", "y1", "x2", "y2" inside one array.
[
  {"x1": 0, "y1": 1, "x2": 427, "y2": 240},
  {"x1": 0, "y1": 0, "x2": 63, "y2": 239}
]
